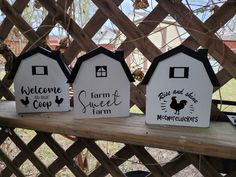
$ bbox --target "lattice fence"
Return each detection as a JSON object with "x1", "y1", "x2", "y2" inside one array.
[{"x1": 0, "y1": 0, "x2": 236, "y2": 176}]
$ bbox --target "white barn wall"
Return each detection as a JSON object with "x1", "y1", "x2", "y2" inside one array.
[
  {"x1": 73, "y1": 54, "x2": 130, "y2": 118},
  {"x1": 14, "y1": 53, "x2": 70, "y2": 113},
  {"x1": 146, "y1": 53, "x2": 213, "y2": 127}
]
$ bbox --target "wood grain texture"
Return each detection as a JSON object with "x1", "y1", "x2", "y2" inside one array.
[
  {"x1": 157, "y1": 0, "x2": 236, "y2": 78},
  {"x1": 81, "y1": 138, "x2": 126, "y2": 177},
  {"x1": 39, "y1": 140, "x2": 85, "y2": 177},
  {"x1": 185, "y1": 154, "x2": 222, "y2": 177},
  {"x1": 92, "y1": 0, "x2": 162, "y2": 61},
  {"x1": 0, "y1": 0, "x2": 30, "y2": 41},
  {"x1": 0, "y1": 149, "x2": 25, "y2": 177},
  {"x1": 0, "y1": 101, "x2": 236, "y2": 160},
  {"x1": 89, "y1": 145, "x2": 133, "y2": 177},
  {"x1": 180, "y1": 0, "x2": 236, "y2": 92},
  {"x1": 163, "y1": 153, "x2": 190, "y2": 175},
  {"x1": 129, "y1": 145, "x2": 171, "y2": 177},
  {"x1": 8, "y1": 128, "x2": 54, "y2": 176},
  {"x1": 38, "y1": 0, "x2": 97, "y2": 52},
  {"x1": 1, "y1": 134, "x2": 44, "y2": 177},
  {"x1": 22, "y1": 0, "x2": 73, "y2": 53},
  {"x1": 63, "y1": 0, "x2": 124, "y2": 64},
  {"x1": 0, "y1": 0, "x2": 40, "y2": 42},
  {"x1": 41, "y1": 132, "x2": 87, "y2": 177}
]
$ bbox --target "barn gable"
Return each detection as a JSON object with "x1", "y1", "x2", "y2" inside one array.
[
  {"x1": 142, "y1": 45, "x2": 219, "y2": 87},
  {"x1": 142, "y1": 45, "x2": 220, "y2": 127},
  {"x1": 68, "y1": 46, "x2": 134, "y2": 83},
  {"x1": 8, "y1": 47, "x2": 70, "y2": 113},
  {"x1": 69, "y1": 46, "x2": 134, "y2": 119},
  {"x1": 8, "y1": 47, "x2": 70, "y2": 80}
]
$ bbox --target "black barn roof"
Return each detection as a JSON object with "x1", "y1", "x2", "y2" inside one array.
[
  {"x1": 68, "y1": 46, "x2": 134, "y2": 83},
  {"x1": 141, "y1": 45, "x2": 219, "y2": 87},
  {"x1": 8, "y1": 47, "x2": 70, "y2": 80}
]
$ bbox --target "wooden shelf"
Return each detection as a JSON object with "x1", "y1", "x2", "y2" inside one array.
[{"x1": 0, "y1": 101, "x2": 236, "y2": 160}]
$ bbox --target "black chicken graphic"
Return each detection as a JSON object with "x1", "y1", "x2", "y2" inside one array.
[
  {"x1": 55, "y1": 96, "x2": 64, "y2": 107},
  {"x1": 20, "y1": 96, "x2": 29, "y2": 107},
  {"x1": 170, "y1": 96, "x2": 187, "y2": 115}
]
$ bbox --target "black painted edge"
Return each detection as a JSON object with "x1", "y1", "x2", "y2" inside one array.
[
  {"x1": 67, "y1": 46, "x2": 134, "y2": 83},
  {"x1": 8, "y1": 47, "x2": 70, "y2": 80},
  {"x1": 141, "y1": 45, "x2": 219, "y2": 87}
]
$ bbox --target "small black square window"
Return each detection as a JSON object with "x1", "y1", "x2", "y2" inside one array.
[
  {"x1": 32, "y1": 66, "x2": 48, "y2": 75},
  {"x1": 169, "y1": 67, "x2": 189, "y2": 78},
  {"x1": 96, "y1": 66, "x2": 107, "y2": 77}
]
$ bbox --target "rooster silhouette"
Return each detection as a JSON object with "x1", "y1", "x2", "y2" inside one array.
[
  {"x1": 170, "y1": 96, "x2": 187, "y2": 115},
  {"x1": 20, "y1": 96, "x2": 29, "y2": 107},
  {"x1": 55, "y1": 96, "x2": 63, "y2": 107}
]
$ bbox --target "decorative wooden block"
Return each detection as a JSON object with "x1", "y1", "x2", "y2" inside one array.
[
  {"x1": 142, "y1": 45, "x2": 219, "y2": 127},
  {"x1": 68, "y1": 47, "x2": 134, "y2": 119},
  {"x1": 8, "y1": 47, "x2": 71, "y2": 113}
]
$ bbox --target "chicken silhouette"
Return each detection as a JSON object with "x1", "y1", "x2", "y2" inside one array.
[
  {"x1": 55, "y1": 96, "x2": 63, "y2": 107},
  {"x1": 170, "y1": 96, "x2": 187, "y2": 115},
  {"x1": 20, "y1": 96, "x2": 29, "y2": 107}
]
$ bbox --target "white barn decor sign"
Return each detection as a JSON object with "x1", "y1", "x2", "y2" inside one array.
[
  {"x1": 9, "y1": 47, "x2": 70, "y2": 113},
  {"x1": 142, "y1": 45, "x2": 219, "y2": 127},
  {"x1": 68, "y1": 47, "x2": 134, "y2": 119}
]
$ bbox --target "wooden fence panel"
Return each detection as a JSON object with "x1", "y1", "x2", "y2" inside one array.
[{"x1": 0, "y1": 0, "x2": 235, "y2": 176}]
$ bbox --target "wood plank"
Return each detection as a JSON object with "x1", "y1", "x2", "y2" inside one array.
[
  {"x1": 22, "y1": 0, "x2": 73, "y2": 53},
  {"x1": 118, "y1": 5, "x2": 168, "y2": 59},
  {"x1": 7, "y1": 128, "x2": 54, "y2": 176},
  {"x1": 129, "y1": 145, "x2": 170, "y2": 177},
  {"x1": 90, "y1": 1, "x2": 167, "y2": 112},
  {"x1": 205, "y1": 156, "x2": 236, "y2": 173},
  {"x1": 0, "y1": 0, "x2": 29, "y2": 40},
  {"x1": 0, "y1": 149, "x2": 25, "y2": 177},
  {"x1": 214, "y1": 69, "x2": 232, "y2": 92},
  {"x1": 63, "y1": 0, "x2": 124, "y2": 64},
  {"x1": 157, "y1": 0, "x2": 236, "y2": 78},
  {"x1": 81, "y1": 138, "x2": 126, "y2": 177},
  {"x1": 92, "y1": 0, "x2": 162, "y2": 61},
  {"x1": 130, "y1": 84, "x2": 146, "y2": 112},
  {"x1": 89, "y1": 145, "x2": 133, "y2": 177},
  {"x1": 0, "y1": 101, "x2": 236, "y2": 160},
  {"x1": 0, "y1": 79, "x2": 14, "y2": 100},
  {"x1": 0, "y1": 129, "x2": 8, "y2": 144},
  {"x1": 0, "y1": 46, "x2": 16, "y2": 100},
  {"x1": 1, "y1": 134, "x2": 44, "y2": 177},
  {"x1": 185, "y1": 154, "x2": 222, "y2": 177},
  {"x1": 40, "y1": 132, "x2": 87, "y2": 177},
  {"x1": 38, "y1": 0, "x2": 97, "y2": 52},
  {"x1": 0, "y1": 0, "x2": 26, "y2": 102},
  {"x1": 0, "y1": 0, "x2": 40, "y2": 43},
  {"x1": 40, "y1": 140, "x2": 85, "y2": 177},
  {"x1": 0, "y1": 0, "x2": 72, "y2": 100},
  {"x1": 180, "y1": 1, "x2": 236, "y2": 92},
  {"x1": 117, "y1": 5, "x2": 167, "y2": 111},
  {"x1": 182, "y1": 0, "x2": 236, "y2": 49},
  {"x1": 226, "y1": 170, "x2": 236, "y2": 177},
  {"x1": 210, "y1": 103, "x2": 228, "y2": 121},
  {"x1": 163, "y1": 153, "x2": 190, "y2": 176}
]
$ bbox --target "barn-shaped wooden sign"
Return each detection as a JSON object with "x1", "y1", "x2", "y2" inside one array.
[
  {"x1": 142, "y1": 45, "x2": 219, "y2": 127},
  {"x1": 68, "y1": 47, "x2": 134, "y2": 119},
  {"x1": 8, "y1": 47, "x2": 70, "y2": 113}
]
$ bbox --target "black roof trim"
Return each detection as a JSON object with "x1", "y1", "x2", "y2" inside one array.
[
  {"x1": 141, "y1": 45, "x2": 219, "y2": 87},
  {"x1": 68, "y1": 46, "x2": 134, "y2": 83},
  {"x1": 8, "y1": 47, "x2": 70, "y2": 80}
]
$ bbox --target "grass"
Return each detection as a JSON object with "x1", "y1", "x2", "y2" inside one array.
[{"x1": 213, "y1": 78, "x2": 236, "y2": 112}]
